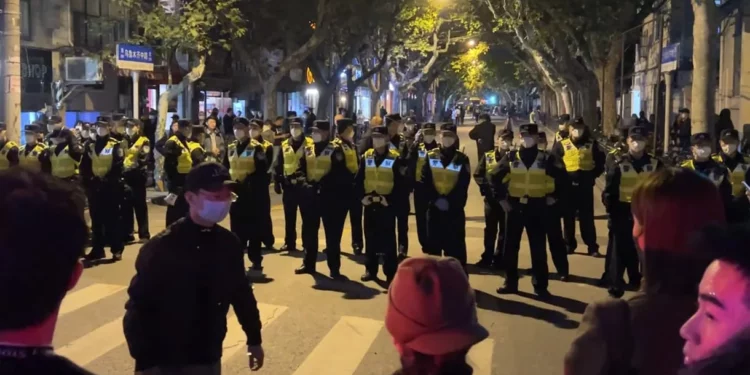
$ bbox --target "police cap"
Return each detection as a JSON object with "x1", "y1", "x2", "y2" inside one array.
[
  {"x1": 289, "y1": 117, "x2": 303, "y2": 127},
  {"x1": 336, "y1": 118, "x2": 355, "y2": 132},
  {"x1": 571, "y1": 117, "x2": 586, "y2": 128},
  {"x1": 94, "y1": 120, "x2": 109, "y2": 128},
  {"x1": 24, "y1": 124, "x2": 42, "y2": 134},
  {"x1": 312, "y1": 120, "x2": 330, "y2": 131},
  {"x1": 96, "y1": 116, "x2": 112, "y2": 123},
  {"x1": 691, "y1": 132, "x2": 711, "y2": 145},
  {"x1": 721, "y1": 129, "x2": 740, "y2": 141},
  {"x1": 385, "y1": 114, "x2": 402, "y2": 126},
  {"x1": 559, "y1": 114, "x2": 571, "y2": 123},
  {"x1": 498, "y1": 128, "x2": 514, "y2": 140},
  {"x1": 421, "y1": 123, "x2": 436, "y2": 131},
  {"x1": 439, "y1": 123, "x2": 457, "y2": 133},
  {"x1": 679, "y1": 108, "x2": 690, "y2": 114},
  {"x1": 371, "y1": 126, "x2": 388, "y2": 136},
  {"x1": 250, "y1": 119, "x2": 264, "y2": 127},
  {"x1": 177, "y1": 119, "x2": 192, "y2": 129},
  {"x1": 112, "y1": 113, "x2": 126, "y2": 122},
  {"x1": 519, "y1": 123, "x2": 539, "y2": 135},
  {"x1": 185, "y1": 162, "x2": 235, "y2": 193},
  {"x1": 234, "y1": 117, "x2": 251, "y2": 127},
  {"x1": 125, "y1": 118, "x2": 142, "y2": 127},
  {"x1": 628, "y1": 126, "x2": 648, "y2": 139}
]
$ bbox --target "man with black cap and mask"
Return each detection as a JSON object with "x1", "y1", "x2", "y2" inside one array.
[
  {"x1": 0, "y1": 123, "x2": 19, "y2": 171},
  {"x1": 407, "y1": 122, "x2": 439, "y2": 253},
  {"x1": 681, "y1": 132, "x2": 733, "y2": 217},
  {"x1": 250, "y1": 119, "x2": 276, "y2": 250},
  {"x1": 554, "y1": 114, "x2": 571, "y2": 147},
  {"x1": 122, "y1": 118, "x2": 151, "y2": 243},
  {"x1": 273, "y1": 118, "x2": 312, "y2": 252},
  {"x1": 80, "y1": 120, "x2": 125, "y2": 262},
  {"x1": 473, "y1": 128, "x2": 513, "y2": 269},
  {"x1": 225, "y1": 117, "x2": 270, "y2": 272},
  {"x1": 295, "y1": 120, "x2": 349, "y2": 278},
  {"x1": 333, "y1": 117, "x2": 363, "y2": 255},
  {"x1": 603, "y1": 126, "x2": 663, "y2": 297},
  {"x1": 163, "y1": 119, "x2": 206, "y2": 226},
  {"x1": 552, "y1": 116, "x2": 605, "y2": 257},
  {"x1": 713, "y1": 129, "x2": 750, "y2": 222},
  {"x1": 491, "y1": 123, "x2": 567, "y2": 297},
  {"x1": 356, "y1": 125, "x2": 406, "y2": 284},
  {"x1": 420, "y1": 123, "x2": 471, "y2": 269},
  {"x1": 18, "y1": 124, "x2": 50, "y2": 173}
]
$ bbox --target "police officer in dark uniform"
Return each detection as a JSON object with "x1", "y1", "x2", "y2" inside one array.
[
  {"x1": 48, "y1": 116, "x2": 83, "y2": 184},
  {"x1": 420, "y1": 123, "x2": 471, "y2": 269},
  {"x1": 603, "y1": 126, "x2": 662, "y2": 297},
  {"x1": 333, "y1": 118, "x2": 363, "y2": 255},
  {"x1": 473, "y1": 128, "x2": 513, "y2": 269},
  {"x1": 553, "y1": 114, "x2": 571, "y2": 147},
  {"x1": 713, "y1": 129, "x2": 750, "y2": 222},
  {"x1": 18, "y1": 124, "x2": 50, "y2": 173},
  {"x1": 356, "y1": 126, "x2": 405, "y2": 284},
  {"x1": 403, "y1": 118, "x2": 419, "y2": 148},
  {"x1": 122, "y1": 119, "x2": 151, "y2": 242},
  {"x1": 551, "y1": 117, "x2": 605, "y2": 256},
  {"x1": 382, "y1": 114, "x2": 410, "y2": 257},
  {"x1": 273, "y1": 119, "x2": 311, "y2": 252},
  {"x1": 250, "y1": 119, "x2": 276, "y2": 250},
  {"x1": 225, "y1": 117, "x2": 269, "y2": 272},
  {"x1": 491, "y1": 124, "x2": 567, "y2": 297},
  {"x1": 163, "y1": 120, "x2": 205, "y2": 226},
  {"x1": 681, "y1": 132, "x2": 733, "y2": 218},
  {"x1": 0, "y1": 123, "x2": 19, "y2": 171},
  {"x1": 407, "y1": 122, "x2": 439, "y2": 253},
  {"x1": 538, "y1": 132, "x2": 569, "y2": 280},
  {"x1": 80, "y1": 120, "x2": 125, "y2": 262}
]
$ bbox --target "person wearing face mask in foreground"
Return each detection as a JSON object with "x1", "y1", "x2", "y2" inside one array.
[
  {"x1": 681, "y1": 132, "x2": 733, "y2": 220},
  {"x1": 407, "y1": 123, "x2": 439, "y2": 254},
  {"x1": 420, "y1": 123, "x2": 471, "y2": 270},
  {"x1": 472, "y1": 128, "x2": 514, "y2": 270},
  {"x1": 124, "y1": 162, "x2": 265, "y2": 374},
  {"x1": 18, "y1": 124, "x2": 50, "y2": 173},
  {"x1": 122, "y1": 119, "x2": 151, "y2": 243},
  {"x1": 0, "y1": 122, "x2": 19, "y2": 171},
  {"x1": 602, "y1": 126, "x2": 663, "y2": 298},
  {"x1": 333, "y1": 118, "x2": 364, "y2": 256},
  {"x1": 712, "y1": 129, "x2": 750, "y2": 223},
  {"x1": 163, "y1": 120, "x2": 206, "y2": 226}
]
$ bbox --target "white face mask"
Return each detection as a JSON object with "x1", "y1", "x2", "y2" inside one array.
[
  {"x1": 694, "y1": 146, "x2": 712, "y2": 160},
  {"x1": 722, "y1": 144, "x2": 738, "y2": 154},
  {"x1": 522, "y1": 136, "x2": 537, "y2": 148},
  {"x1": 234, "y1": 130, "x2": 246, "y2": 139},
  {"x1": 423, "y1": 135, "x2": 435, "y2": 144},
  {"x1": 81, "y1": 130, "x2": 89, "y2": 139},
  {"x1": 312, "y1": 133, "x2": 324, "y2": 143},
  {"x1": 373, "y1": 138, "x2": 387, "y2": 149},
  {"x1": 25, "y1": 135, "x2": 36, "y2": 144},
  {"x1": 499, "y1": 140, "x2": 510, "y2": 150},
  {"x1": 97, "y1": 128, "x2": 109, "y2": 137},
  {"x1": 442, "y1": 136, "x2": 456, "y2": 148},
  {"x1": 197, "y1": 198, "x2": 231, "y2": 224},
  {"x1": 126, "y1": 128, "x2": 135, "y2": 136},
  {"x1": 250, "y1": 129, "x2": 261, "y2": 139},
  {"x1": 571, "y1": 129, "x2": 581, "y2": 138},
  {"x1": 629, "y1": 141, "x2": 646, "y2": 153},
  {"x1": 290, "y1": 128, "x2": 303, "y2": 139}
]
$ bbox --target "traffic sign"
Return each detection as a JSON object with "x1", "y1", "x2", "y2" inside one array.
[
  {"x1": 661, "y1": 43, "x2": 679, "y2": 72},
  {"x1": 116, "y1": 44, "x2": 154, "y2": 72}
]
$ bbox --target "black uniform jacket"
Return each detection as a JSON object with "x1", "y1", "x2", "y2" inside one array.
[
  {"x1": 419, "y1": 147, "x2": 471, "y2": 211},
  {"x1": 603, "y1": 153, "x2": 663, "y2": 213},
  {"x1": 79, "y1": 135, "x2": 123, "y2": 185}
]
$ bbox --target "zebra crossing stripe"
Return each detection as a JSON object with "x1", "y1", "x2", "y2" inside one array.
[
  {"x1": 221, "y1": 303, "x2": 288, "y2": 363},
  {"x1": 467, "y1": 338, "x2": 495, "y2": 375},
  {"x1": 59, "y1": 284, "x2": 127, "y2": 317},
  {"x1": 292, "y1": 316, "x2": 383, "y2": 375},
  {"x1": 56, "y1": 317, "x2": 125, "y2": 367}
]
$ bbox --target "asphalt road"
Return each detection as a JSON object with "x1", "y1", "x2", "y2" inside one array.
[{"x1": 57, "y1": 117, "x2": 616, "y2": 375}]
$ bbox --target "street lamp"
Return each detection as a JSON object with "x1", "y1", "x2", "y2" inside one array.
[{"x1": 467, "y1": 39, "x2": 476, "y2": 47}]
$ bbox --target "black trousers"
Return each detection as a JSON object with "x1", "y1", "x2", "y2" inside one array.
[
  {"x1": 602, "y1": 218, "x2": 615, "y2": 281},
  {"x1": 89, "y1": 182, "x2": 125, "y2": 254},
  {"x1": 503, "y1": 204, "x2": 548, "y2": 290},
  {"x1": 544, "y1": 204, "x2": 569, "y2": 276},
  {"x1": 230, "y1": 187, "x2": 270, "y2": 267},
  {"x1": 321, "y1": 193, "x2": 348, "y2": 273},
  {"x1": 282, "y1": 184, "x2": 303, "y2": 248},
  {"x1": 300, "y1": 188, "x2": 322, "y2": 270},
  {"x1": 397, "y1": 196, "x2": 409, "y2": 253},
  {"x1": 563, "y1": 183, "x2": 598, "y2": 252},
  {"x1": 364, "y1": 204, "x2": 398, "y2": 279},
  {"x1": 123, "y1": 170, "x2": 150, "y2": 238},
  {"x1": 481, "y1": 198, "x2": 506, "y2": 264},
  {"x1": 609, "y1": 209, "x2": 641, "y2": 288},
  {"x1": 425, "y1": 207, "x2": 467, "y2": 267},
  {"x1": 414, "y1": 186, "x2": 429, "y2": 252},
  {"x1": 348, "y1": 194, "x2": 363, "y2": 248}
]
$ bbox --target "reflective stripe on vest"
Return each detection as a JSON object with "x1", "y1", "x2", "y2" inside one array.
[
  {"x1": 282, "y1": 137, "x2": 312, "y2": 176},
  {"x1": 561, "y1": 139, "x2": 594, "y2": 172},
  {"x1": 415, "y1": 145, "x2": 429, "y2": 181},
  {"x1": 305, "y1": 143, "x2": 335, "y2": 182},
  {"x1": 618, "y1": 159, "x2": 658, "y2": 203},
  {"x1": 89, "y1": 141, "x2": 117, "y2": 177},
  {"x1": 124, "y1": 136, "x2": 148, "y2": 169},
  {"x1": 507, "y1": 153, "x2": 553, "y2": 198},
  {"x1": 363, "y1": 149, "x2": 397, "y2": 195},
  {"x1": 169, "y1": 135, "x2": 193, "y2": 174},
  {"x1": 50, "y1": 145, "x2": 77, "y2": 178},
  {"x1": 334, "y1": 139, "x2": 358, "y2": 173},
  {"x1": 0, "y1": 141, "x2": 18, "y2": 170},
  {"x1": 228, "y1": 141, "x2": 257, "y2": 182},
  {"x1": 428, "y1": 150, "x2": 462, "y2": 196},
  {"x1": 19, "y1": 143, "x2": 46, "y2": 171}
]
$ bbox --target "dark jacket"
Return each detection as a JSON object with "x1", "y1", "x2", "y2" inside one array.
[
  {"x1": 680, "y1": 333, "x2": 750, "y2": 375},
  {"x1": 222, "y1": 114, "x2": 236, "y2": 135},
  {"x1": 468, "y1": 120, "x2": 496, "y2": 160},
  {"x1": 0, "y1": 351, "x2": 95, "y2": 375},
  {"x1": 123, "y1": 217, "x2": 263, "y2": 371}
]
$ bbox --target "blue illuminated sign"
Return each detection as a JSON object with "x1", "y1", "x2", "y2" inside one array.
[{"x1": 116, "y1": 44, "x2": 154, "y2": 71}]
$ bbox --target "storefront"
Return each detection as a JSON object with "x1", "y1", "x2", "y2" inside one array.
[{"x1": 20, "y1": 48, "x2": 52, "y2": 128}]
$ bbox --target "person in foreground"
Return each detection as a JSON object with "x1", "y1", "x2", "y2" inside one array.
[
  {"x1": 680, "y1": 224, "x2": 750, "y2": 374},
  {"x1": 565, "y1": 168, "x2": 726, "y2": 375},
  {"x1": 0, "y1": 169, "x2": 91, "y2": 374},
  {"x1": 123, "y1": 162, "x2": 264, "y2": 374},
  {"x1": 386, "y1": 256, "x2": 489, "y2": 375}
]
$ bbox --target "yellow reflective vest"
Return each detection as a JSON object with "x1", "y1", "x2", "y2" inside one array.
[
  {"x1": 333, "y1": 138, "x2": 358, "y2": 174},
  {"x1": 363, "y1": 148, "x2": 399, "y2": 195},
  {"x1": 19, "y1": 143, "x2": 47, "y2": 171},
  {"x1": 561, "y1": 139, "x2": 594, "y2": 172},
  {"x1": 713, "y1": 154, "x2": 750, "y2": 197},
  {"x1": 49, "y1": 145, "x2": 78, "y2": 178},
  {"x1": 618, "y1": 157, "x2": 658, "y2": 203},
  {"x1": 0, "y1": 141, "x2": 18, "y2": 170},
  {"x1": 89, "y1": 139, "x2": 119, "y2": 178},
  {"x1": 484, "y1": 150, "x2": 502, "y2": 180},
  {"x1": 427, "y1": 148, "x2": 465, "y2": 196},
  {"x1": 168, "y1": 135, "x2": 201, "y2": 174},
  {"x1": 415, "y1": 144, "x2": 430, "y2": 181},
  {"x1": 124, "y1": 136, "x2": 149, "y2": 170},
  {"x1": 282, "y1": 137, "x2": 313, "y2": 177},
  {"x1": 504, "y1": 151, "x2": 554, "y2": 199},
  {"x1": 228, "y1": 140, "x2": 261, "y2": 182},
  {"x1": 305, "y1": 142, "x2": 336, "y2": 182}
]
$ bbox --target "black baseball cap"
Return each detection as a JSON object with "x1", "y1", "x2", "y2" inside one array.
[
  {"x1": 439, "y1": 123, "x2": 456, "y2": 133},
  {"x1": 721, "y1": 129, "x2": 740, "y2": 141},
  {"x1": 519, "y1": 123, "x2": 539, "y2": 135},
  {"x1": 185, "y1": 162, "x2": 236, "y2": 192},
  {"x1": 337, "y1": 118, "x2": 355, "y2": 132},
  {"x1": 691, "y1": 132, "x2": 711, "y2": 145},
  {"x1": 312, "y1": 120, "x2": 330, "y2": 131}
]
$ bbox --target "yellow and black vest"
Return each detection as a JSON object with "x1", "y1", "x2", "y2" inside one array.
[
  {"x1": 124, "y1": 136, "x2": 149, "y2": 170},
  {"x1": 19, "y1": 143, "x2": 47, "y2": 172},
  {"x1": 415, "y1": 144, "x2": 431, "y2": 181},
  {"x1": 713, "y1": 154, "x2": 750, "y2": 197},
  {"x1": 427, "y1": 148, "x2": 465, "y2": 196},
  {"x1": 484, "y1": 150, "x2": 502, "y2": 180},
  {"x1": 363, "y1": 148, "x2": 399, "y2": 195},
  {"x1": 49, "y1": 145, "x2": 78, "y2": 178},
  {"x1": 503, "y1": 151, "x2": 554, "y2": 199},
  {"x1": 681, "y1": 159, "x2": 725, "y2": 186},
  {"x1": 282, "y1": 137, "x2": 313, "y2": 177},
  {"x1": 168, "y1": 135, "x2": 199, "y2": 174},
  {"x1": 618, "y1": 156, "x2": 658, "y2": 203},
  {"x1": 0, "y1": 141, "x2": 18, "y2": 171},
  {"x1": 305, "y1": 142, "x2": 337, "y2": 182},
  {"x1": 89, "y1": 139, "x2": 119, "y2": 177},
  {"x1": 561, "y1": 139, "x2": 594, "y2": 172},
  {"x1": 333, "y1": 138, "x2": 358, "y2": 174},
  {"x1": 228, "y1": 140, "x2": 261, "y2": 182}
]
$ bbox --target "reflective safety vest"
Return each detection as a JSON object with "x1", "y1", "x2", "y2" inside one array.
[
  {"x1": 256, "y1": 138, "x2": 273, "y2": 152},
  {"x1": 363, "y1": 148, "x2": 399, "y2": 195},
  {"x1": 333, "y1": 138, "x2": 358, "y2": 173},
  {"x1": 124, "y1": 136, "x2": 149, "y2": 169},
  {"x1": 0, "y1": 141, "x2": 18, "y2": 170},
  {"x1": 427, "y1": 148, "x2": 464, "y2": 196},
  {"x1": 305, "y1": 142, "x2": 336, "y2": 182},
  {"x1": 282, "y1": 137, "x2": 313, "y2": 177},
  {"x1": 19, "y1": 143, "x2": 47, "y2": 172},
  {"x1": 681, "y1": 159, "x2": 725, "y2": 186},
  {"x1": 561, "y1": 139, "x2": 594, "y2": 172},
  {"x1": 484, "y1": 150, "x2": 501, "y2": 180},
  {"x1": 555, "y1": 131, "x2": 566, "y2": 142},
  {"x1": 49, "y1": 145, "x2": 77, "y2": 178},
  {"x1": 89, "y1": 139, "x2": 119, "y2": 177},
  {"x1": 389, "y1": 139, "x2": 401, "y2": 155},
  {"x1": 713, "y1": 154, "x2": 750, "y2": 197},
  {"x1": 228, "y1": 140, "x2": 260, "y2": 182},
  {"x1": 168, "y1": 135, "x2": 197, "y2": 174},
  {"x1": 505, "y1": 152, "x2": 554, "y2": 198},
  {"x1": 618, "y1": 157, "x2": 658, "y2": 203},
  {"x1": 415, "y1": 144, "x2": 430, "y2": 181}
]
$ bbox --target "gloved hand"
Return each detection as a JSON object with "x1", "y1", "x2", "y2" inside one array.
[
  {"x1": 274, "y1": 182, "x2": 282, "y2": 195},
  {"x1": 499, "y1": 199, "x2": 512, "y2": 213},
  {"x1": 434, "y1": 198, "x2": 449, "y2": 211}
]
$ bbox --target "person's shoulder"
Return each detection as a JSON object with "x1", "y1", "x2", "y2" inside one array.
[{"x1": 214, "y1": 225, "x2": 243, "y2": 248}]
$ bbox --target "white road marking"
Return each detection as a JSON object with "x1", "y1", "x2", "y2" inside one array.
[
  {"x1": 467, "y1": 338, "x2": 495, "y2": 375},
  {"x1": 221, "y1": 303, "x2": 288, "y2": 363},
  {"x1": 56, "y1": 317, "x2": 125, "y2": 366},
  {"x1": 59, "y1": 284, "x2": 126, "y2": 317}
]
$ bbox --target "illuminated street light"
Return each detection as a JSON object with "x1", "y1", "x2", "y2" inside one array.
[
  {"x1": 340, "y1": 95, "x2": 347, "y2": 103},
  {"x1": 467, "y1": 39, "x2": 476, "y2": 47}
]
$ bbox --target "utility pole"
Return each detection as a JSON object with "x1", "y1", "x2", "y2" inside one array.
[{"x1": 2, "y1": 0, "x2": 21, "y2": 143}]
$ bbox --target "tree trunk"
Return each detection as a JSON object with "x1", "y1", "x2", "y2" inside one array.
[
  {"x1": 561, "y1": 88, "x2": 573, "y2": 115},
  {"x1": 578, "y1": 79, "x2": 600, "y2": 132},
  {"x1": 691, "y1": 0, "x2": 718, "y2": 134},
  {"x1": 594, "y1": 66, "x2": 618, "y2": 135}
]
